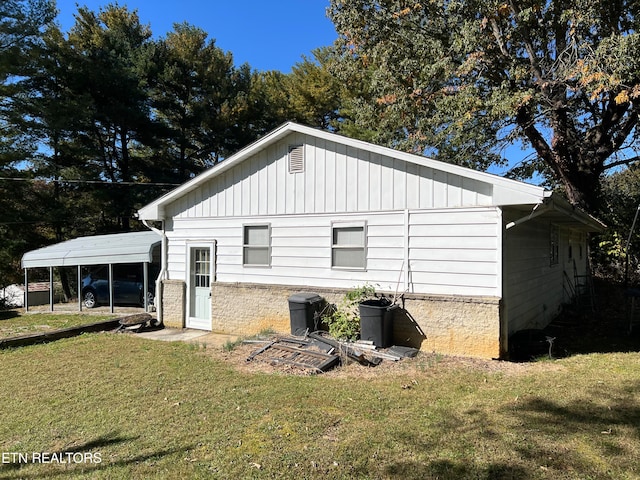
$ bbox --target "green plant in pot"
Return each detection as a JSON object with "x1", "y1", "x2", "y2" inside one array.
[{"x1": 321, "y1": 284, "x2": 376, "y2": 341}]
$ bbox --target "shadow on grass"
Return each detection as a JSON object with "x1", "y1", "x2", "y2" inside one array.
[
  {"x1": 0, "y1": 432, "x2": 194, "y2": 479},
  {"x1": 0, "y1": 310, "x2": 19, "y2": 321},
  {"x1": 384, "y1": 459, "x2": 530, "y2": 480},
  {"x1": 381, "y1": 382, "x2": 640, "y2": 479},
  {"x1": 514, "y1": 279, "x2": 640, "y2": 360},
  {"x1": 517, "y1": 392, "x2": 640, "y2": 434}
]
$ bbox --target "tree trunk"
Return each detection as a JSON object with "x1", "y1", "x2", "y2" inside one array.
[
  {"x1": 561, "y1": 169, "x2": 602, "y2": 214},
  {"x1": 516, "y1": 105, "x2": 603, "y2": 214}
]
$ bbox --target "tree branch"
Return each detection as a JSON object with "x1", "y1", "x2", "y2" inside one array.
[
  {"x1": 507, "y1": 0, "x2": 544, "y2": 83},
  {"x1": 604, "y1": 155, "x2": 640, "y2": 171}
]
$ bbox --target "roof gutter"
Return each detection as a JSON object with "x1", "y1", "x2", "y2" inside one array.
[
  {"x1": 504, "y1": 193, "x2": 606, "y2": 232},
  {"x1": 505, "y1": 202, "x2": 548, "y2": 230}
]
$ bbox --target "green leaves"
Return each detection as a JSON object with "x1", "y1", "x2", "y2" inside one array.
[{"x1": 328, "y1": 0, "x2": 640, "y2": 212}]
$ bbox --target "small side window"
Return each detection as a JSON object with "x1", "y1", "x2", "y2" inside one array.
[
  {"x1": 243, "y1": 224, "x2": 271, "y2": 266},
  {"x1": 332, "y1": 223, "x2": 366, "y2": 270}
]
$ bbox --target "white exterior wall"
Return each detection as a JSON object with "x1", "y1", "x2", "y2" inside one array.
[
  {"x1": 409, "y1": 208, "x2": 501, "y2": 296},
  {"x1": 164, "y1": 206, "x2": 501, "y2": 297},
  {"x1": 167, "y1": 133, "x2": 494, "y2": 220},
  {"x1": 503, "y1": 212, "x2": 589, "y2": 334},
  {"x1": 161, "y1": 131, "x2": 503, "y2": 298}
]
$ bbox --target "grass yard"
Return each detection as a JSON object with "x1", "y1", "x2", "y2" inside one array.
[
  {"x1": 0, "y1": 329, "x2": 639, "y2": 479},
  {"x1": 0, "y1": 311, "x2": 116, "y2": 339}
]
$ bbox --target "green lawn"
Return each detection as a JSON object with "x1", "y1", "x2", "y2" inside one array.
[
  {"x1": 0, "y1": 311, "x2": 116, "y2": 339},
  {"x1": 0, "y1": 331, "x2": 639, "y2": 479}
]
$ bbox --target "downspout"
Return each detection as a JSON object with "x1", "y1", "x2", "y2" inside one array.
[
  {"x1": 498, "y1": 207, "x2": 508, "y2": 359},
  {"x1": 404, "y1": 208, "x2": 410, "y2": 293},
  {"x1": 143, "y1": 219, "x2": 167, "y2": 326}
]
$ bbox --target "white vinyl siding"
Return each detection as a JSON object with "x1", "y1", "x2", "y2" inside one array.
[
  {"x1": 165, "y1": 133, "x2": 495, "y2": 220},
  {"x1": 164, "y1": 207, "x2": 501, "y2": 297},
  {"x1": 503, "y1": 212, "x2": 585, "y2": 333},
  {"x1": 408, "y1": 208, "x2": 500, "y2": 296}
]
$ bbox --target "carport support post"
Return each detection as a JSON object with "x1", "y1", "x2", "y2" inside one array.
[
  {"x1": 108, "y1": 264, "x2": 114, "y2": 313},
  {"x1": 143, "y1": 262, "x2": 149, "y2": 312},
  {"x1": 24, "y1": 268, "x2": 29, "y2": 312},
  {"x1": 77, "y1": 265, "x2": 82, "y2": 311},
  {"x1": 49, "y1": 266, "x2": 54, "y2": 312}
]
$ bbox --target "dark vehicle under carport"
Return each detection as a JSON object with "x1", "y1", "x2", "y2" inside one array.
[
  {"x1": 82, "y1": 264, "x2": 157, "y2": 308},
  {"x1": 21, "y1": 231, "x2": 161, "y2": 313}
]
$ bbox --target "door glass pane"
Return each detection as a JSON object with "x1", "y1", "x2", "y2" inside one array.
[{"x1": 193, "y1": 248, "x2": 210, "y2": 287}]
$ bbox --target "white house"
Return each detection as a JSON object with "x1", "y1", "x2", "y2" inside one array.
[{"x1": 138, "y1": 122, "x2": 604, "y2": 359}]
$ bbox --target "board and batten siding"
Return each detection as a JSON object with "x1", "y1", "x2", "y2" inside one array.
[
  {"x1": 166, "y1": 133, "x2": 494, "y2": 220},
  {"x1": 164, "y1": 206, "x2": 501, "y2": 297}
]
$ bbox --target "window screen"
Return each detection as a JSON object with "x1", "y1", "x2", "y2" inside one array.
[
  {"x1": 332, "y1": 225, "x2": 365, "y2": 269},
  {"x1": 243, "y1": 225, "x2": 271, "y2": 266}
]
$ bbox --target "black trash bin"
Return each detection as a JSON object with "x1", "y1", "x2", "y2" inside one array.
[
  {"x1": 359, "y1": 299, "x2": 396, "y2": 348},
  {"x1": 288, "y1": 292, "x2": 324, "y2": 335}
]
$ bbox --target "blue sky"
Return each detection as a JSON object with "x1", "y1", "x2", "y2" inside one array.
[
  {"x1": 53, "y1": 0, "x2": 338, "y2": 73},
  {"x1": 51, "y1": 0, "x2": 534, "y2": 179}
]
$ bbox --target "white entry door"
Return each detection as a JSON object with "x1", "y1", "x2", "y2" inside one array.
[{"x1": 187, "y1": 245, "x2": 213, "y2": 330}]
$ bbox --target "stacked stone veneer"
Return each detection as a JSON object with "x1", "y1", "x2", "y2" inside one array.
[
  {"x1": 161, "y1": 280, "x2": 186, "y2": 329},
  {"x1": 161, "y1": 280, "x2": 502, "y2": 359}
]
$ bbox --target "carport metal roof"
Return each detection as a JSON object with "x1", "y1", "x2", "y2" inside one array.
[{"x1": 21, "y1": 231, "x2": 161, "y2": 269}]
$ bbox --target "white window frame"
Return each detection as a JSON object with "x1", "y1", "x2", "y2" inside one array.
[
  {"x1": 243, "y1": 224, "x2": 271, "y2": 267},
  {"x1": 331, "y1": 221, "x2": 367, "y2": 271}
]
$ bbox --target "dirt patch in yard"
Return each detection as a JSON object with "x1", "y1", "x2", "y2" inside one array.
[
  {"x1": 201, "y1": 279, "x2": 639, "y2": 378},
  {"x1": 205, "y1": 339, "x2": 564, "y2": 378}
]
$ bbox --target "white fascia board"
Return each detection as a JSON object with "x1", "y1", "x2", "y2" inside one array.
[
  {"x1": 137, "y1": 123, "x2": 294, "y2": 221},
  {"x1": 286, "y1": 123, "x2": 547, "y2": 204}
]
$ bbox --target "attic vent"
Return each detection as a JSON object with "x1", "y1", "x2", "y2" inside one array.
[{"x1": 288, "y1": 145, "x2": 304, "y2": 173}]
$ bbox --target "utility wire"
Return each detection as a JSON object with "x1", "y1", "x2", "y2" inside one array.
[{"x1": 0, "y1": 177, "x2": 180, "y2": 186}]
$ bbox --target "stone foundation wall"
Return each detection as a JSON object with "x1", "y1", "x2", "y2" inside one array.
[
  {"x1": 162, "y1": 280, "x2": 186, "y2": 328},
  {"x1": 398, "y1": 294, "x2": 501, "y2": 358},
  {"x1": 209, "y1": 283, "x2": 345, "y2": 335},
  {"x1": 207, "y1": 282, "x2": 502, "y2": 359}
]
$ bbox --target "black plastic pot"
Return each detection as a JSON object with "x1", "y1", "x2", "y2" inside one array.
[{"x1": 359, "y1": 299, "x2": 397, "y2": 348}]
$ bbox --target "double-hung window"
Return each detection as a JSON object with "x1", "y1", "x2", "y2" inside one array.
[
  {"x1": 332, "y1": 223, "x2": 366, "y2": 270},
  {"x1": 243, "y1": 224, "x2": 271, "y2": 266}
]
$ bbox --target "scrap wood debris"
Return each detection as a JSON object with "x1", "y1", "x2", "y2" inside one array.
[{"x1": 245, "y1": 332, "x2": 419, "y2": 374}]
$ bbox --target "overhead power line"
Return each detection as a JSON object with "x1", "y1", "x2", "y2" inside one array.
[{"x1": 0, "y1": 177, "x2": 180, "y2": 186}]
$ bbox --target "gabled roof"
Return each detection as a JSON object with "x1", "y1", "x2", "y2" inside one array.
[
  {"x1": 22, "y1": 231, "x2": 161, "y2": 269},
  {"x1": 137, "y1": 122, "x2": 605, "y2": 233},
  {"x1": 138, "y1": 122, "x2": 551, "y2": 221}
]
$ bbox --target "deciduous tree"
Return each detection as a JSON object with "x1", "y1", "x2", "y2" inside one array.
[{"x1": 328, "y1": 0, "x2": 640, "y2": 212}]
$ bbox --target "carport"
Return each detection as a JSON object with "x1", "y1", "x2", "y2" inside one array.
[{"x1": 21, "y1": 231, "x2": 161, "y2": 313}]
